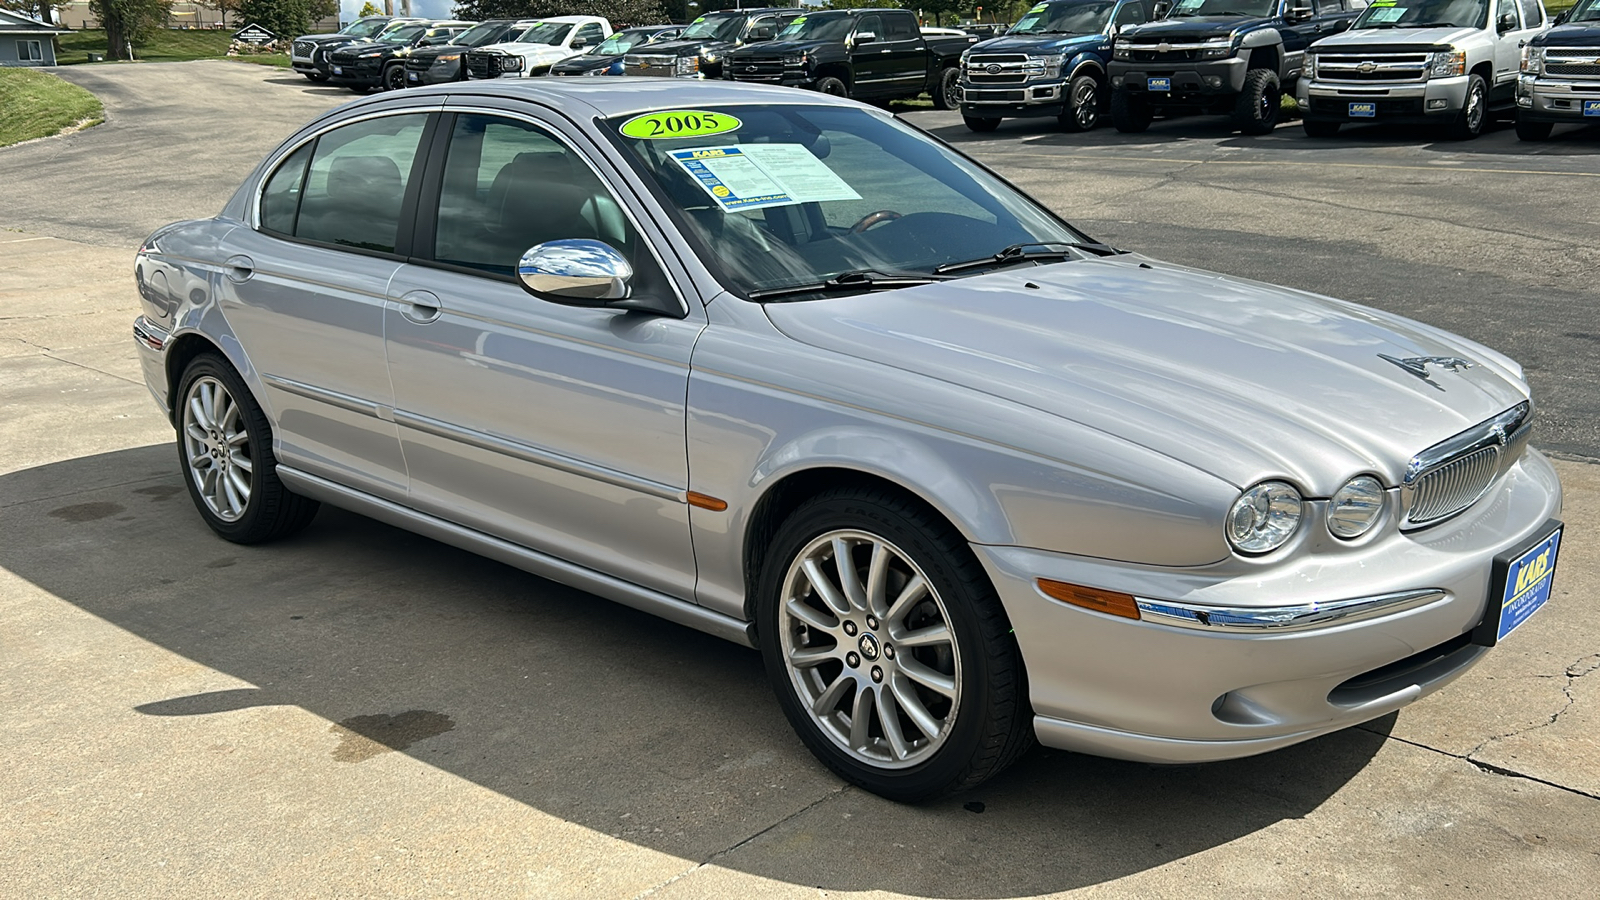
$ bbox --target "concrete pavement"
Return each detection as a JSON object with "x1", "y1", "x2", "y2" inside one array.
[{"x1": 1, "y1": 62, "x2": 1597, "y2": 898}]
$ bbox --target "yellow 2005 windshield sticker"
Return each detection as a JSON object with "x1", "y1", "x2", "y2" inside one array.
[{"x1": 621, "y1": 110, "x2": 743, "y2": 140}]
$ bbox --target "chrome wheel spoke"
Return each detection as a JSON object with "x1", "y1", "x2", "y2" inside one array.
[
  {"x1": 894, "y1": 623, "x2": 950, "y2": 649},
  {"x1": 185, "y1": 423, "x2": 208, "y2": 443},
  {"x1": 188, "y1": 394, "x2": 212, "y2": 430},
  {"x1": 227, "y1": 466, "x2": 251, "y2": 499},
  {"x1": 230, "y1": 453, "x2": 253, "y2": 474},
  {"x1": 884, "y1": 573, "x2": 927, "y2": 627},
  {"x1": 864, "y1": 541, "x2": 891, "y2": 618},
  {"x1": 889, "y1": 673, "x2": 944, "y2": 742},
  {"x1": 812, "y1": 671, "x2": 854, "y2": 716},
  {"x1": 802, "y1": 557, "x2": 852, "y2": 617},
  {"x1": 221, "y1": 469, "x2": 244, "y2": 514},
  {"x1": 876, "y1": 686, "x2": 910, "y2": 760},
  {"x1": 786, "y1": 597, "x2": 837, "y2": 633},
  {"x1": 189, "y1": 452, "x2": 212, "y2": 469},
  {"x1": 789, "y1": 645, "x2": 835, "y2": 669},
  {"x1": 834, "y1": 536, "x2": 869, "y2": 611},
  {"x1": 848, "y1": 683, "x2": 874, "y2": 751},
  {"x1": 898, "y1": 656, "x2": 957, "y2": 698}
]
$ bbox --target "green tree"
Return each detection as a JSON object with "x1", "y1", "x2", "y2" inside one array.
[
  {"x1": 358, "y1": 1, "x2": 382, "y2": 16},
  {"x1": 195, "y1": 0, "x2": 240, "y2": 27},
  {"x1": 453, "y1": 0, "x2": 672, "y2": 27},
  {"x1": 233, "y1": 0, "x2": 333, "y2": 37},
  {"x1": 88, "y1": 0, "x2": 172, "y2": 60},
  {"x1": 1, "y1": 0, "x2": 72, "y2": 26}
]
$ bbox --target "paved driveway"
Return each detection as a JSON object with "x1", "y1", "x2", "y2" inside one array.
[{"x1": 1, "y1": 62, "x2": 1597, "y2": 899}]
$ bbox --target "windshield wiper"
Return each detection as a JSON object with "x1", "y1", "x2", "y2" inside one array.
[
  {"x1": 746, "y1": 270, "x2": 945, "y2": 301},
  {"x1": 932, "y1": 241, "x2": 1122, "y2": 276}
]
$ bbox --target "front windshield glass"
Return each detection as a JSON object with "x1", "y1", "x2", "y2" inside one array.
[
  {"x1": 1352, "y1": 0, "x2": 1488, "y2": 28},
  {"x1": 452, "y1": 21, "x2": 509, "y2": 46},
  {"x1": 342, "y1": 18, "x2": 390, "y2": 37},
  {"x1": 384, "y1": 24, "x2": 428, "y2": 43},
  {"x1": 592, "y1": 33, "x2": 643, "y2": 54},
  {"x1": 1569, "y1": 0, "x2": 1600, "y2": 19},
  {"x1": 680, "y1": 15, "x2": 745, "y2": 42},
  {"x1": 1010, "y1": 1, "x2": 1117, "y2": 34},
  {"x1": 517, "y1": 22, "x2": 575, "y2": 44},
  {"x1": 607, "y1": 106, "x2": 1084, "y2": 299},
  {"x1": 1168, "y1": 0, "x2": 1277, "y2": 16},
  {"x1": 776, "y1": 14, "x2": 857, "y2": 41}
]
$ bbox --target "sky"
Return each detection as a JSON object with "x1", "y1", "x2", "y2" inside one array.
[{"x1": 341, "y1": 1, "x2": 458, "y2": 21}]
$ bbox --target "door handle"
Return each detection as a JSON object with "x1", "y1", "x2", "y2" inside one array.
[
  {"x1": 397, "y1": 290, "x2": 442, "y2": 325},
  {"x1": 224, "y1": 255, "x2": 254, "y2": 283}
]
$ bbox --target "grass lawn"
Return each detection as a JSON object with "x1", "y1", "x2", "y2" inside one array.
[
  {"x1": 0, "y1": 68, "x2": 104, "y2": 149},
  {"x1": 54, "y1": 28, "x2": 287, "y2": 68}
]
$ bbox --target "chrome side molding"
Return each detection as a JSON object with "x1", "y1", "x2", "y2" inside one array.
[{"x1": 1134, "y1": 588, "x2": 1448, "y2": 632}]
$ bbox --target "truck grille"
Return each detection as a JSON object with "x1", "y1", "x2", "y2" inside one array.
[
  {"x1": 292, "y1": 40, "x2": 316, "y2": 59},
  {"x1": 965, "y1": 54, "x2": 1031, "y2": 84},
  {"x1": 465, "y1": 49, "x2": 514, "y2": 79},
  {"x1": 1402, "y1": 403, "x2": 1531, "y2": 529},
  {"x1": 626, "y1": 54, "x2": 677, "y2": 77},
  {"x1": 1129, "y1": 48, "x2": 1196, "y2": 63},
  {"x1": 729, "y1": 56, "x2": 785, "y2": 82},
  {"x1": 1313, "y1": 52, "x2": 1428, "y2": 83},
  {"x1": 405, "y1": 56, "x2": 431, "y2": 74},
  {"x1": 1544, "y1": 49, "x2": 1600, "y2": 78}
]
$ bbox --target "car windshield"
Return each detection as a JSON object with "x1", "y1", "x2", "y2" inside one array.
[
  {"x1": 516, "y1": 22, "x2": 575, "y2": 44},
  {"x1": 776, "y1": 14, "x2": 857, "y2": 41},
  {"x1": 1570, "y1": 0, "x2": 1600, "y2": 19},
  {"x1": 680, "y1": 15, "x2": 745, "y2": 42},
  {"x1": 451, "y1": 21, "x2": 509, "y2": 46},
  {"x1": 592, "y1": 32, "x2": 643, "y2": 54},
  {"x1": 341, "y1": 18, "x2": 390, "y2": 37},
  {"x1": 1168, "y1": 0, "x2": 1277, "y2": 16},
  {"x1": 385, "y1": 24, "x2": 428, "y2": 43},
  {"x1": 1352, "y1": 0, "x2": 1488, "y2": 27},
  {"x1": 1010, "y1": 1, "x2": 1118, "y2": 34},
  {"x1": 374, "y1": 21, "x2": 418, "y2": 39},
  {"x1": 607, "y1": 105, "x2": 1086, "y2": 299}
]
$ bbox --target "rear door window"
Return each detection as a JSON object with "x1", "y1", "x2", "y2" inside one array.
[{"x1": 262, "y1": 114, "x2": 429, "y2": 254}]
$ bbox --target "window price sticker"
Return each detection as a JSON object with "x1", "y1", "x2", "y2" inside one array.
[{"x1": 670, "y1": 144, "x2": 861, "y2": 212}]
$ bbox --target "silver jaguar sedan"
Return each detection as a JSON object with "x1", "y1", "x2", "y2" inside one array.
[{"x1": 131, "y1": 79, "x2": 1563, "y2": 801}]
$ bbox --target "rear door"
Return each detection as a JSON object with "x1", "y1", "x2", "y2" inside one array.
[{"x1": 879, "y1": 12, "x2": 931, "y2": 94}]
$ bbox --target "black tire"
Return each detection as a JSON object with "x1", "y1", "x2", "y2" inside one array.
[
  {"x1": 933, "y1": 66, "x2": 960, "y2": 111},
  {"x1": 1059, "y1": 73, "x2": 1101, "y2": 132},
  {"x1": 174, "y1": 353, "x2": 319, "y2": 544},
  {"x1": 1445, "y1": 74, "x2": 1487, "y2": 141},
  {"x1": 1302, "y1": 119, "x2": 1340, "y2": 138},
  {"x1": 1515, "y1": 118, "x2": 1553, "y2": 142},
  {"x1": 755, "y1": 486, "x2": 1033, "y2": 802},
  {"x1": 1110, "y1": 86, "x2": 1152, "y2": 133},
  {"x1": 816, "y1": 76, "x2": 850, "y2": 99},
  {"x1": 962, "y1": 115, "x2": 1002, "y2": 133},
  {"x1": 302, "y1": 72, "x2": 328, "y2": 83},
  {"x1": 383, "y1": 63, "x2": 406, "y2": 91},
  {"x1": 1233, "y1": 68, "x2": 1281, "y2": 135}
]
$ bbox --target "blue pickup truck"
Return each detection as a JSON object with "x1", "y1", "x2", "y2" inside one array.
[
  {"x1": 958, "y1": 0, "x2": 1156, "y2": 132},
  {"x1": 1517, "y1": 0, "x2": 1600, "y2": 140}
]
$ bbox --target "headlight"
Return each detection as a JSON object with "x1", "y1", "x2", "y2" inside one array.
[
  {"x1": 783, "y1": 53, "x2": 807, "y2": 66},
  {"x1": 960, "y1": 49, "x2": 972, "y2": 65},
  {"x1": 1327, "y1": 476, "x2": 1385, "y2": 539},
  {"x1": 1113, "y1": 40, "x2": 1131, "y2": 61},
  {"x1": 1226, "y1": 481, "x2": 1303, "y2": 554},
  {"x1": 1197, "y1": 37, "x2": 1233, "y2": 60},
  {"x1": 501, "y1": 56, "x2": 523, "y2": 72},
  {"x1": 435, "y1": 53, "x2": 460, "y2": 62},
  {"x1": 1427, "y1": 49, "x2": 1465, "y2": 78},
  {"x1": 1304, "y1": 53, "x2": 1316, "y2": 79},
  {"x1": 676, "y1": 56, "x2": 701, "y2": 75},
  {"x1": 1521, "y1": 46, "x2": 1544, "y2": 75}
]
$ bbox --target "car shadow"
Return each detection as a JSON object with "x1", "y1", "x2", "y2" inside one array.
[
  {"x1": 260, "y1": 74, "x2": 365, "y2": 95},
  {"x1": 0, "y1": 444, "x2": 1393, "y2": 897}
]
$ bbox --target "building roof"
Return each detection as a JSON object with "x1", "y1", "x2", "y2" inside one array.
[{"x1": 0, "y1": 9, "x2": 71, "y2": 35}]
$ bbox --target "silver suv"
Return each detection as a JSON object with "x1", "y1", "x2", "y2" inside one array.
[{"x1": 1297, "y1": 0, "x2": 1547, "y2": 138}]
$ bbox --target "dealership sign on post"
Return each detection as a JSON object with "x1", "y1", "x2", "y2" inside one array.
[{"x1": 233, "y1": 23, "x2": 277, "y2": 45}]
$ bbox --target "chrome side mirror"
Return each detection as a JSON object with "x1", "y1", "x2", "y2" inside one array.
[{"x1": 517, "y1": 239, "x2": 632, "y2": 303}]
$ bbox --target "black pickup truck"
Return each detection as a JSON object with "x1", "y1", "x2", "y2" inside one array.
[
  {"x1": 723, "y1": 9, "x2": 977, "y2": 106},
  {"x1": 326, "y1": 21, "x2": 472, "y2": 93},
  {"x1": 623, "y1": 8, "x2": 802, "y2": 80}
]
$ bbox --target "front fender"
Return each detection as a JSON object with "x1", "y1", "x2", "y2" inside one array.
[{"x1": 1066, "y1": 52, "x2": 1107, "y2": 81}]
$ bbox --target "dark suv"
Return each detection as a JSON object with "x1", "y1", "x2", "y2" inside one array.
[
  {"x1": 290, "y1": 16, "x2": 424, "y2": 82},
  {"x1": 327, "y1": 22, "x2": 473, "y2": 93},
  {"x1": 1108, "y1": 0, "x2": 1361, "y2": 134},
  {"x1": 403, "y1": 19, "x2": 542, "y2": 87},
  {"x1": 623, "y1": 8, "x2": 802, "y2": 80}
]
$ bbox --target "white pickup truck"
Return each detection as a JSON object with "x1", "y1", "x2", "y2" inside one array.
[
  {"x1": 1297, "y1": 0, "x2": 1548, "y2": 138},
  {"x1": 464, "y1": 16, "x2": 614, "y2": 78}
]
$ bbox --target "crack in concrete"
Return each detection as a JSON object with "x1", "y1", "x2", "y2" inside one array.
[
  {"x1": 1465, "y1": 653, "x2": 1600, "y2": 762},
  {"x1": 1371, "y1": 731, "x2": 1600, "y2": 802},
  {"x1": 630, "y1": 785, "x2": 850, "y2": 899}
]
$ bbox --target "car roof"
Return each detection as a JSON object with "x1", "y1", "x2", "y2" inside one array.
[{"x1": 391, "y1": 77, "x2": 861, "y2": 121}]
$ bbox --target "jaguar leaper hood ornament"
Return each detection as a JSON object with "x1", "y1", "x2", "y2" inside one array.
[{"x1": 1379, "y1": 354, "x2": 1476, "y2": 388}]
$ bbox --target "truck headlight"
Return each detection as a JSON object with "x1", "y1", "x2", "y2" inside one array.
[
  {"x1": 500, "y1": 55, "x2": 523, "y2": 72},
  {"x1": 1327, "y1": 476, "x2": 1384, "y2": 539},
  {"x1": 1196, "y1": 38, "x2": 1233, "y2": 60},
  {"x1": 783, "y1": 53, "x2": 807, "y2": 67},
  {"x1": 677, "y1": 56, "x2": 701, "y2": 75},
  {"x1": 1427, "y1": 49, "x2": 1465, "y2": 78},
  {"x1": 1521, "y1": 46, "x2": 1544, "y2": 75},
  {"x1": 1226, "y1": 481, "x2": 1303, "y2": 554},
  {"x1": 1113, "y1": 40, "x2": 1131, "y2": 61},
  {"x1": 1304, "y1": 53, "x2": 1316, "y2": 79}
]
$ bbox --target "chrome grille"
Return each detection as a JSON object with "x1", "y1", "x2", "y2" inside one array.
[
  {"x1": 1409, "y1": 446, "x2": 1500, "y2": 526},
  {"x1": 1545, "y1": 53, "x2": 1600, "y2": 78},
  {"x1": 292, "y1": 40, "x2": 316, "y2": 59},
  {"x1": 1313, "y1": 53, "x2": 1428, "y2": 83},
  {"x1": 729, "y1": 56, "x2": 785, "y2": 82},
  {"x1": 965, "y1": 54, "x2": 1031, "y2": 85},
  {"x1": 626, "y1": 54, "x2": 677, "y2": 77}
]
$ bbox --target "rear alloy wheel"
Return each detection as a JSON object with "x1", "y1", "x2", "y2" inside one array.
[
  {"x1": 1233, "y1": 68, "x2": 1281, "y2": 135},
  {"x1": 1302, "y1": 119, "x2": 1340, "y2": 138},
  {"x1": 933, "y1": 67, "x2": 961, "y2": 111},
  {"x1": 1110, "y1": 86, "x2": 1152, "y2": 133},
  {"x1": 817, "y1": 76, "x2": 850, "y2": 99},
  {"x1": 383, "y1": 63, "x2": 407, "y2": 91},
  {"x1": 962, "y1": 116, "x2": 1001, "y2": 133},
  {"x1": 176, "y1": 353, "x2": 318, "y2": 544},
  {"x1": 1515, "y1": 118, "x2": 1552, "y2": 142},
  {"x1": 1059, "y1": 74, "x2": 1100, "y2": 132},
  {"x1": 757, "y1": 487, "x2": 1031, "y2": 802},
  {"x1": 1446, "y1": 74, "x2": 1487, "y2": 140}
]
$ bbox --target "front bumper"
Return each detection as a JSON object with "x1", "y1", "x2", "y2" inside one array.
[
  {"x1": 958, "y1": 81, "x2": 1068, "y2": 118},
  {"x1": 405, "y1": 59, "x2": 462, "y2": 85},
  {"x1": 977, "y1": 449, "x2": 1562, "y2": 763},
  {"x1": 291, "y1": 55, "x2": 331, "y2": 78},
  {"x1": 326, "y1": 58, "x2": 386, "y2": 86},
  {"x1": 1110, "y1": 57, "x2": 1247, "y2": 103},
  {"x1": 1298, "y1": 74, "x2": 1469, "y2": 124},
  {"x1": 1516, "y1": 75, "x2": 1600, "y2": 123}
]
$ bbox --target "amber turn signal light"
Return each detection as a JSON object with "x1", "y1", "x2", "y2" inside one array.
[{"x1": 1036, "y1": 579, "x2": 1142, "y2": 620}]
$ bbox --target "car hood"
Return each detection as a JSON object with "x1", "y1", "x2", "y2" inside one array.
[
  {"x1": 1315, "y1": 26, "x2": 1480, "y2": 49},
  {"x1": 971, "y1": 33, "x2": 1108, "y2": 54},
  {"x1": 1122, "y1": 16, "x2": 1259, "y2": 41},
  {"x1": 632, "y1": 39, "x2": 733, "y2": 58},
  {"x1": 761, "y1": 258, "x2": 1529, "y2": 494},
  {"x1": 1531, "y1": 22, "x2": 1600, "y2": 47},
  {"x1": 553, "y1": 53, "x2": 619, "y2": 71}
]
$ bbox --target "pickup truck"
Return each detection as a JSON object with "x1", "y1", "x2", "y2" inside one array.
[
  {"x1": 1516, "y1": 0, "x2": 1598, "y2": 139},
  {"x1": 723, "y1": 9, "x2": 977, "y2": 105},
  {"x1": 325, "y1": 21, "x2": 472, "y2": 93},
  {"x1": 959, "y1": 0, "x2": 1154, "y2": 132},
  {"x1": 1299, "y1": 0, "x2": 1548, "y2": 138},
  {"x1": 623, "y1": 8, "x2": 803, "y2": 80},
  {"x1": 403, "y1": 19, "x2": 541, "y2": 87},
  {"x1": 1109, "y1": 0, "x2": 1363, "y2": 134},
  {"x1": 290, "y1": 16, "x2": 424, "y2": 82},
  {"x1": 550, "y1": 26, "x2": 682, "y2": 76},
  {"x1": 465, "y1": 16, "x2": 613, "y2": 79}
]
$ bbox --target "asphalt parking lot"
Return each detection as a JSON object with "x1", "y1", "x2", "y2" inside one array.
[{"x1": 2, "y1": 62, "x2": 1598, "y2": 898}]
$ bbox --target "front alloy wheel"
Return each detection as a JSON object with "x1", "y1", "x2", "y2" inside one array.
[
  {"x1": 1060, "y1": 74, "x2": 1099, "y2": 132},
  {"x1": 183, "y1": 374, "x2": 253, "y2": 522},
  {"x1": 757, "y1": 486, "x2": 1032, "y2": 802},
  {"x1": 384, "y1": 63, "x2": 406, "y2": 91}
]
